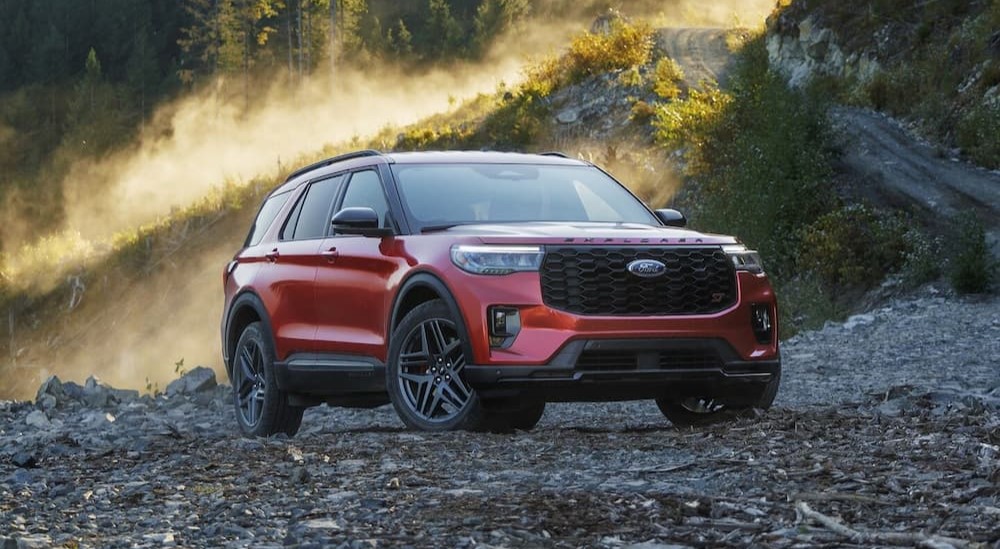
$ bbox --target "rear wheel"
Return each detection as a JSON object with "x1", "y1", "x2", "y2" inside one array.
[
  {"x1": 231, "y1": 322, "x2": 303, "y2": 437},
  {"x1": 656, "y1": 369, "x2": 780, "y2": 428}
]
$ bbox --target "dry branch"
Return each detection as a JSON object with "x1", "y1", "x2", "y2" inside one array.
[{"x1": 795, "y1": 501, "x2": 979, "y2": 548}]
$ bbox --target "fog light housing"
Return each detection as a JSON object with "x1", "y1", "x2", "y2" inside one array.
[
  {"x1": 751, "y1": 304, "x2": 773, "y2": 344},
  {"x1": 488, "y1": 306, "x2": 521, "y2": 348}
]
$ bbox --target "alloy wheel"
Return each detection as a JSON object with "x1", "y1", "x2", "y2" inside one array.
[
  {"x1": 396, "y1": 318, "x2": 473, "y2": 423},
  {"x1": 234, "y1": 338, "x2": 266, "y2": 428}
]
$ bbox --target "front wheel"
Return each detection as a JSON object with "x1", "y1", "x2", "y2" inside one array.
[
  {"x1": 656, "y1": 369, "x2": 780, "y2": 428},
  {"x1": 387, "y1": 300, "x2": 484, "y2": 431},
  {"x1": 231, "y1": 322, "x2": 303, "y2": 437}
]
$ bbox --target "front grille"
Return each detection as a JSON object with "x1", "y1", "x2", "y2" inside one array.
[
  {"x1": 575, "y1": 349, "x2": 723, "y2": 371},
  {"x1": 541, "y1": 247, "x2": 737, "y2": 316}
]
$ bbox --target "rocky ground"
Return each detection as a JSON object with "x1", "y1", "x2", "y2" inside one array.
[{"x1": 1, "y1": 287, "x2": 999, "y2": 549}]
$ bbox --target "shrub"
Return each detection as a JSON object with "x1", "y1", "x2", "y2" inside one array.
[
  {"x1": 652, "y1": 86, "x2": 731, "y2": 152},
  {"x1": 565, "y1": 21, "x2": 655, "y2": 84},
  {"x1": 864, "y1": 71, "x2": 912, "y2": 114},
  {"x1": 654, "y1": 35, "x2": 834, "y2": 276},
  {"x1": 776, "y1": 274, "x2": 839, "y2": 337},
  {"x1": 798, "y1": 205, "x2": 910, "y2": 287},
  {"x1": 629, "y1": 100, "x2": 656, "y2": 123},
  {"x1": 900, "y1": 229, "x2": 941, "y2": 287},
  {"x1": 956, "y1": 104, "x2": 1000, "y2": 169},
  {"x1": 652, "y1": 57, "x2": 685, "y2": 99},
  {"x1": 395, "y1": 125, "x2": 473, "y2": 151},
  {"x1": 950, "y1": 214, "x2": 995, "y2": 294}
]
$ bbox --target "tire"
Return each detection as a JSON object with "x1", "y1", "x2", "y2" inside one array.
[
  {"x1": 387, "y1": 300, "x2": 486, "y2": 431},
  {"x1": 656, "y1": 368, "x2": 780, "y2": 428},
  {"x1": 231, "y1": 321, "x2": 304, "y2": 437},
  {"x1": 481, "y1": 400, "x2": 546, "y2": 432}
]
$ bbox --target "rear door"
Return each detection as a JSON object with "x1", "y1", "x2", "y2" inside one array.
[
  {"x1": 254, "y1": 174, "x2": 344, "y2": 357},
  {"x1": 314, "y1": 169, "x2": 401, "y2": 362}
]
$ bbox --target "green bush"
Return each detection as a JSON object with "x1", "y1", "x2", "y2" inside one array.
[
  {"x1": 864, "y1": 70, "x2": 912, "y2": 114},
  {"x1": 950, "y1": 215, "x2": 996, "y2": 294},
  {"x1": 956, "y1": 104, "x2": 1000, "y2": 169},
  {"x1": 653, "y1": 35, "x2": 834, "y2": 276},
  {"x1": 776, "y1": 274, "x2": 839, "y2": 337},
  {"x1": 798, "y1": 205, "x2": 910, "y2": 287},
  {"x1": 900, "y1": 229, "x2": 941, "y2": 287}
]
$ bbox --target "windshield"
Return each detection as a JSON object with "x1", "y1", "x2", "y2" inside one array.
[{"x1": 392, "y1": 164, "x2": 657, "y2": 231}]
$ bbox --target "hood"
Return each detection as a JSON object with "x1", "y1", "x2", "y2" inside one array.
[{"x1": 430, "y1": 222, "x2": 739, "y2": 246}]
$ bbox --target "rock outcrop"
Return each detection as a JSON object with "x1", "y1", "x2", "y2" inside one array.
[{"x1": 765, "y1": 12, "x2": 879, "y2": 88}]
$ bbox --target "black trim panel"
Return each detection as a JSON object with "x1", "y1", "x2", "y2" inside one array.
[
  {"x1": 463, "y1": 338, "x2": 780, "y2": 402},
  {"x1": 274, "y1": 353, "x2": 386, "y2": 395}
]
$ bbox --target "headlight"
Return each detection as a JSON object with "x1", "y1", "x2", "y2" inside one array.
[
  {"x1": 723, "y1": 245, "x2": 764, "y2": 274},
  {"x1": 450, "y1": 245, "x2": 544, "y2": 275}
]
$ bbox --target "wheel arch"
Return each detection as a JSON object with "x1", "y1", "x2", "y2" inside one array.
[
  {"x1": 224, "y1": 291, "x2": 276, "y2": 377},
  {"x1": 389, "y1": 272, "x2": 474, "y2": 358}
]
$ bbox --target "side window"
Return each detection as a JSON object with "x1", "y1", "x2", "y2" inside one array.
[
  {"x1": 280, "y1": 192, "x2": 305, "y2": 241},
  {"x1": 340, "y1": 170, "x2": 391, "y2": 228},
  {"x1": 287, "y1": 175, "x2": 344, "y2": 240},
  {"x1": 245, "y1": 191, "x2": 290, "y2": 247}
]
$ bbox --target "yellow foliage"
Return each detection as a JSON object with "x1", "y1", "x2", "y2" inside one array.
[
  {"x1": 652, "y1": 57, "x2": 685, "y2": 99},
  {"x1": 566, "y1": 20, "x2": 655, "y2": 82}
]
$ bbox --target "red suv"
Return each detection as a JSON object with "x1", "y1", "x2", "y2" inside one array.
[{"x1": 221, "y1": 150, "x2": 780, "y2": 436}]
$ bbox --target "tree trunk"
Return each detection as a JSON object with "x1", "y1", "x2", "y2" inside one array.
[
  {"x1": 243, "y1": 29, "x2": 249, "y2": 111},
  {"x1": 296, "y1": 0, "x2": 304, "y2": 78},
  {"x1": 305, "y1": 2, "x2": 312, "y2": 72},
  {"x1": 286, "y1": 7, "x2": 294, "y2": 77},
  {"x1": 329, "y1": 0, "x2": 336, "y2": 75}
]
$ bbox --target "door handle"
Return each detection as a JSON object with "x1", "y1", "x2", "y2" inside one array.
[
  {"x1": 321, "y1": 247, "x2": 339, "y2": 263},
  {"x1": 265, "y1": 248, "x2": 279, "y2": 263}
]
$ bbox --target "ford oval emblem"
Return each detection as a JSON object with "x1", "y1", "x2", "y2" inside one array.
[{"x1": 627, "y1": 259, "x2": 667, "y2": 278}]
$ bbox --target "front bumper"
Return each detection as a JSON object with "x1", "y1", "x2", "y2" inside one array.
[{"x1": 464, "y1": 338, "x2": 779, "y2": 402}]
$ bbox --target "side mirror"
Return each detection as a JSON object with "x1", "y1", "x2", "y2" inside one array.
[
  {"x1": 654, "y1": 208, "x2": 687, "y2": 227},
  {"x1": 331, "y1": 207, "x2": 393, "y2": 237}
]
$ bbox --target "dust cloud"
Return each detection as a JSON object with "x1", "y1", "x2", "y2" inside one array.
[{"x1": 61, "y1": 63, "x2": 523, "y2": 241}]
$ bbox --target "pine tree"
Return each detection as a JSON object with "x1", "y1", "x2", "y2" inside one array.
[{"x1": 426, "y1": 0, "x2": 463, "y2": 58}]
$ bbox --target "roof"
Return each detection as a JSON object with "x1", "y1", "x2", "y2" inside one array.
[
  {"x1": 385, "y1": 150, "x2": 588, "y2": 166},
  {"x1": 272, "y1": 150, "x2": 589, "y2": 196}
]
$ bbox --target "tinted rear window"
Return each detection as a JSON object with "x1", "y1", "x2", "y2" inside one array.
[
  {"x1": 292, "y1": 175, "x2": 344, "y2": 240},
  {"x1": 245, "y1": 191, "x2": 290, "y2": 247}
]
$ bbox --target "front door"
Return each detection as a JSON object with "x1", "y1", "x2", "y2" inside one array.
[{"x1": 314, "y1": 169, "x2": 401, "y2": 362}]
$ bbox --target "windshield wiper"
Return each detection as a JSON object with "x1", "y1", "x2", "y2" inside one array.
[{"x1": 421, "y1": 223, "x2": 468, "y2": 233}]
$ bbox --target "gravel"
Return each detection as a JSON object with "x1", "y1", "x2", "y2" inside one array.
[{"x1": 1, "y1": 288, "x2": 998, "y2": 548}]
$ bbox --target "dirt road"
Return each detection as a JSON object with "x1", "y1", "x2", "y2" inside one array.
[
  {"x1": 831, "y1": 106, "x2": 1000, "y2": 252},
  {"x1": 658, "y1": 28, "x2": 733, "y2": 87}
]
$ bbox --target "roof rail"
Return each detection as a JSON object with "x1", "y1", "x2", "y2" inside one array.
[
  {"x1": 539, "y1": 151, "x2": 570, "y2": 158},
  {"x1": 283, "y1": 149, "x2": 383, "y2": 183}
]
